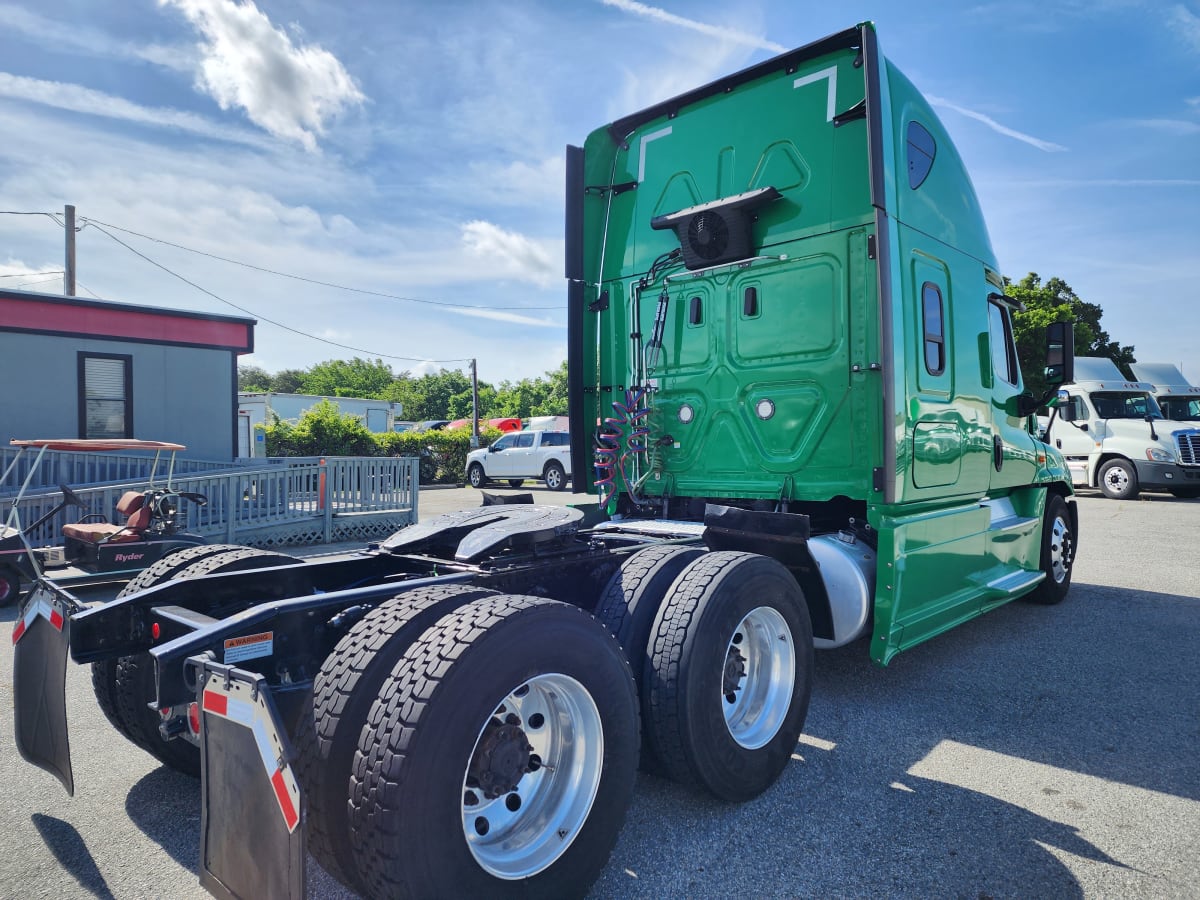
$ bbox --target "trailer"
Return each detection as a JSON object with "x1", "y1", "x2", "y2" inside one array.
[{"x1": 13, "y1": 22, "x2": 1078, "y2": 899}]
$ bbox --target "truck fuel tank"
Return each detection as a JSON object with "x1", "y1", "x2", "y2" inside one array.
[{"x1": 809, "y1": 531, "x2": 877, "y2": 649}]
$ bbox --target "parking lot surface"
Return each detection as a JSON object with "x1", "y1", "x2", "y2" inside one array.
[{"x1": 1, "y1": 490, "x2": 1197, "y2": 898}]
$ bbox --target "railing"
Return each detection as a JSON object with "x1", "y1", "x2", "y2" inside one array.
[
  {"x1": 3, "y1": 456, "x2": 419, "y2": 549},
  {"x1": 0, "y1": 446, "x2": 238, "y2": 495}
]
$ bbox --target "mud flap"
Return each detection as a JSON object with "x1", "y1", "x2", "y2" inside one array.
[
  {"x1": 12, "y1": 582, "x2": 77, "y2": 795},
  {"x1": 193, "y1": 659, "x2": 305, "y2": 900}
]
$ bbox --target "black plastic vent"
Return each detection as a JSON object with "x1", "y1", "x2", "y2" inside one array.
[{"x1": 651, "y1": 186, "x2": 781, "y2": 270}]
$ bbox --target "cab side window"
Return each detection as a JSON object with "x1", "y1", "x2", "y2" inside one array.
[
  {"x1": 514, "y1": 433, "x2": 534, "y2": 448},
  {"x1": 988, "y1": 302, "x2": 1019, "y2": 386},
  {"x1": 922, "y1": 283, "x2": 945, "y2": 376}
]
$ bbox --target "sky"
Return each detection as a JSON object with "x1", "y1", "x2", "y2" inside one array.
[{"x1": 1, "y1": 0, "x2": 1197, "y2": 386}]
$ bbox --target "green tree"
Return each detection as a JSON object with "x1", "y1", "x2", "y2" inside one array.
[
  {"x1": 270, "y1": 368, "x2": 307, "y2": 393},
  {"x1": 1008, "y1": 273, "x2": 1135, "y2": 398},
  {"x1": 395, "y1": 369, "x2": 474, "y2": 420},
  {"x1": 300, "y1": 357, "x2": 397, "y2": 398},
  {"x1": 238, "y1": 364, "x2": 272, "y2": 391}
]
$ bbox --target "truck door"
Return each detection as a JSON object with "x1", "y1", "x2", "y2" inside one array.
[
  {"x1": 504, "y1": 432, "x2": 536, "y2": 477},
  {"x1": 1050, "y1": 393, "x2": 1095, "y2": 457},
  {"x1": 986, "y1": 297, "x2": 1037, "y2": 491}
]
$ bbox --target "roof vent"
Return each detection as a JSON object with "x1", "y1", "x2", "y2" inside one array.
[{"x1": 651, "y1": 186, "x2": 781, "y2": 270}]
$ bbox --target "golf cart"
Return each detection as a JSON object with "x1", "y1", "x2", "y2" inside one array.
[{"x1": 0, "y1": 439, "x2": 207, "y2": 605}]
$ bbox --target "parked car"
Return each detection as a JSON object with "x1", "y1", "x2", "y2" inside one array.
[
  {"x1": 410, "y1": 419, "x2": 450, "y2": 432},
  {"x1": 465, "y1": 430, "x2": 572, "y2": 490}
]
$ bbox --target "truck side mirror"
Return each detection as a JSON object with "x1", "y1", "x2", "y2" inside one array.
[
  {"x1": 1044, "y1": 321, "x2": 1074, "y2": 386},
  {"x1": 1057, "y1": 391, "x2": 1077, "y2": 422}
]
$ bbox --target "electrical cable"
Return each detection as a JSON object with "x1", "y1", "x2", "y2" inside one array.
[
  {"x1": 80, "y1": 217, "x2": 564, "y2": 312},
  {"x1": 85, "y1": 221, "x2": 472, "y2": 365}
]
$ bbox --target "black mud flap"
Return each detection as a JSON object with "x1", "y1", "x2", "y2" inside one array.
[
  {"x1": 193, "y1": 659, "x2": 305, "y2": 900},
  {"x1": 12, "y1": 582, "x2": 78, "y2": 795}
]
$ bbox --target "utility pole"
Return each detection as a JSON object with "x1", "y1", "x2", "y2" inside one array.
[
  {"x1": 64, "y1": 204, "x2": 76, "y2": 296},
  {"x1": 470, "y1": 358, "x2": 480, "y2": 449}
]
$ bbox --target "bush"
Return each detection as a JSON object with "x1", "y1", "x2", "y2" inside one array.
[
  {"x1": 260, "y1": 402, "x2": 503, "y2": 484},
  {"x1": 377, "y1": 427, "x2": 503, "y2": 485},
  {"x1": 261, "y1": 400, "x2": 378, "y2": 457}
]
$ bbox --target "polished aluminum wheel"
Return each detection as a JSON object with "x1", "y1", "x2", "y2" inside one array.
[
  {"x1": 1049, "y1": 513, "x2": 1073, "y2": 584},
  {"x1": 721, "y1": 606, "x2": 795, "y2": 750},
  {"x1": 461, "y1": 673, "x2": 604, "y2": 879}
]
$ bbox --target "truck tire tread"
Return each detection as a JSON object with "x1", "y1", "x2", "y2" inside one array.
[
  {"x1": 349, "y1": 594, "x2": 639, "y2": 899},
  {"x1": 298, "y1": 582, "x2": 499, "y2": 892},
  {"x1": 643, "y1": 551, "x2": 813, "y2": 801},
  {"x1": 109, "y1": 547, "x2": 298, "y2": 775},
  {"x1": 90, "y1": 543, "x2": 246, "y2": 737}
]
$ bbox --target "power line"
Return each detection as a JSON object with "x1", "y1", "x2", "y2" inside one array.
[
  {"x1": 81, "y1": 217, "x2": 564, "y2": 312},
  {"x1": 9, "y1": 276, "x2": 63, "y2": 289},
  {"x1": 0, "y1": 270, "x2": 63, "y2": 278},
  {"x1": 86, "y1": 221, "x2": 472, "y2": 365}
]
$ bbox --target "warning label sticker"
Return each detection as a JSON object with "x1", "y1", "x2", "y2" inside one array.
[{"x1": 223, "y1": 631, "x2": 274, "y2": 664}]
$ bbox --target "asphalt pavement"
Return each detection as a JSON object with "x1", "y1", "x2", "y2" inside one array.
[{"x1": 1, "y1": 488, "x2": 1197, "y2": 898}]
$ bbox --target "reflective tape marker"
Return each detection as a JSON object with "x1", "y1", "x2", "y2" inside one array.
[{"x1": 201, "y1": 680, "x2": 300, "y2": 833}]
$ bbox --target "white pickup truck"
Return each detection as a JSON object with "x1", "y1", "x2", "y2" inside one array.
[{"x1": 465, "y1": 429, "x2": 572, "y2": 490}]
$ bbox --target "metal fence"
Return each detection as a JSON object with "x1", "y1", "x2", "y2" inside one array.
[
  {"x1": 0, "y1": 446, "x2": 238, "y2": 495},
  {"x1": 3, "y1": 456, "x2": 419, "y2": 549}
]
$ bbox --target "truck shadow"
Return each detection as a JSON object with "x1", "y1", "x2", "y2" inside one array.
[
  {"x1": 30, "y1": 813, "x2": 117, "y2": 900},
  {"x1": 593, "y1": 578, "x2": 1193, "y2": 897}
]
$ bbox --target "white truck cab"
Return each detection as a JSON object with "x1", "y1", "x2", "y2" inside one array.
[
  {"x1": 1130, "y1": 362, "x2": 1200, "y2": 424},
  {"x1": 1047, "y1": 357, "x2": 1200, "y2": 499}
]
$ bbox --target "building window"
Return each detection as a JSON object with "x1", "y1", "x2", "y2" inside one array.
[
  {"x1": 78, "y1": 353, "x2": 133, "y2": 438},
  {"x1": 922, "y1": 282, "x2": 945, "y2": 375}
]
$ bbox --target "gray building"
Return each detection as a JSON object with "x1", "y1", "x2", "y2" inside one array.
[{"x1": 0, "y1": 287, "x2": 254, "y2": 461}]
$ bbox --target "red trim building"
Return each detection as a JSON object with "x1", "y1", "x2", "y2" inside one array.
[{"x1": 0, "y1": 288, "x2": 255, "y2": 461}]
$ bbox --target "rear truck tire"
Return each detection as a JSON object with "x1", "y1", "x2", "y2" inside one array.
[
  {"x1": 1024, "y1": 495, "x2": 1075, "y2": 605},
  {"x1": 1098, "y1": 458, "x2": 1139, "y2": 500},
  {"x1": 0, "y1": 566, "x2": 21, "y2": 608},
  {"x1": 298, "y1": 583, "x2": 499, "y2": 893},
  {"x1": 468, "y1": 463, "x2": 488, "y2": 489},
  {"x1": 643, "y1": 551, "x2": 814, "y2": 802},
  {"x1": 507, "y1": 479, "x2": 524, "y2": 488},
  {"x1": 350, "y1": 595, "x2": 639, "y2": 900},
  {"x1": 90, "y1": 543, "x2": 247, "y2": 739},
  {"x1": 107, "y1": 547, "x2": 299, "y2": 775},
  {"x1": 543, "y1": 461, "x2": 567, "y2": 492},
  {"x1": 594, "y1": 545, "x2": 705, "y2": 771}
]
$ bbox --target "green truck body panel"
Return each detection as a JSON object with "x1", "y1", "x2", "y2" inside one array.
[{"x1": 570, "y1": 23, "x2": 1073, "y2": 664}]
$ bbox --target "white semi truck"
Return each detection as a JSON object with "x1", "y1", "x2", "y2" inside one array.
[
  {"x1": 1046, "y1": 357, "x2": 1200, "y2": 499},
  {"x1": 1130, "y1": 362, "x2": 1200, "y2": 423}
]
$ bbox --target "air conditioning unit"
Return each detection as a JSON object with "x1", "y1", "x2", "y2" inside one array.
[{"x1": 650, "y1": 186, "x2": 781, "y2": 270}]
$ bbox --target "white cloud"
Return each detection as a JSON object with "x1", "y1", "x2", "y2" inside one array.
[
  {"x1": 1169, "y1": 4, "x2": 1200, "y2": 53},
  {"x1": 600, "y1": 0, "x2": 787, "y2": 53},
  {"x1": 1129, "y1": 117, "x2": 1200, "y2": 135},
  {"x1": 0, "y1": 72, "x2": 272, "y2": 148},
  {"x1": 159, "y1": 0, "x2": 365, "y2": 151},
  {"x1": 928, "y1": 95, "x2": 1068, "y2": 152},
  {"x1": 0, "y1": 4, "x2": 193, "y2": 72},
  {"x1": 461, "y1": 220, "x2": 557, "y2": 287}
]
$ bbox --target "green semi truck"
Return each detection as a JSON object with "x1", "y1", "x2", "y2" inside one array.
[{"x1": 14, "y1": 22, "x2": 1077, "y2": 899}]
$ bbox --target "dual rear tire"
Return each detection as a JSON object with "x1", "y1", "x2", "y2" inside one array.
[
  {"x1": 596, "y1": 547, "x2": 814, "y2": 801},
  {"x1": 306, "y1": 592, "x2": 639, "y2": 898}
]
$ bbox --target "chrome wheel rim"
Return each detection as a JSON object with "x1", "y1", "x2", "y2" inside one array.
[
  {"x1": 546, "y1": 468, "x2": 562, "y2": 489},
  {"x1": 462, "y1": 673, "x2": 603, "y2": 879},
  {"x1": 1049, "y1": 515, "x2": 1072, "y2": 583},
  {"x1": 722, "y1": 606, "x2": 795, "y2": 750},
  {"x1": 1105, "y1": 466, "x2": 1130, "y2": 493}
]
